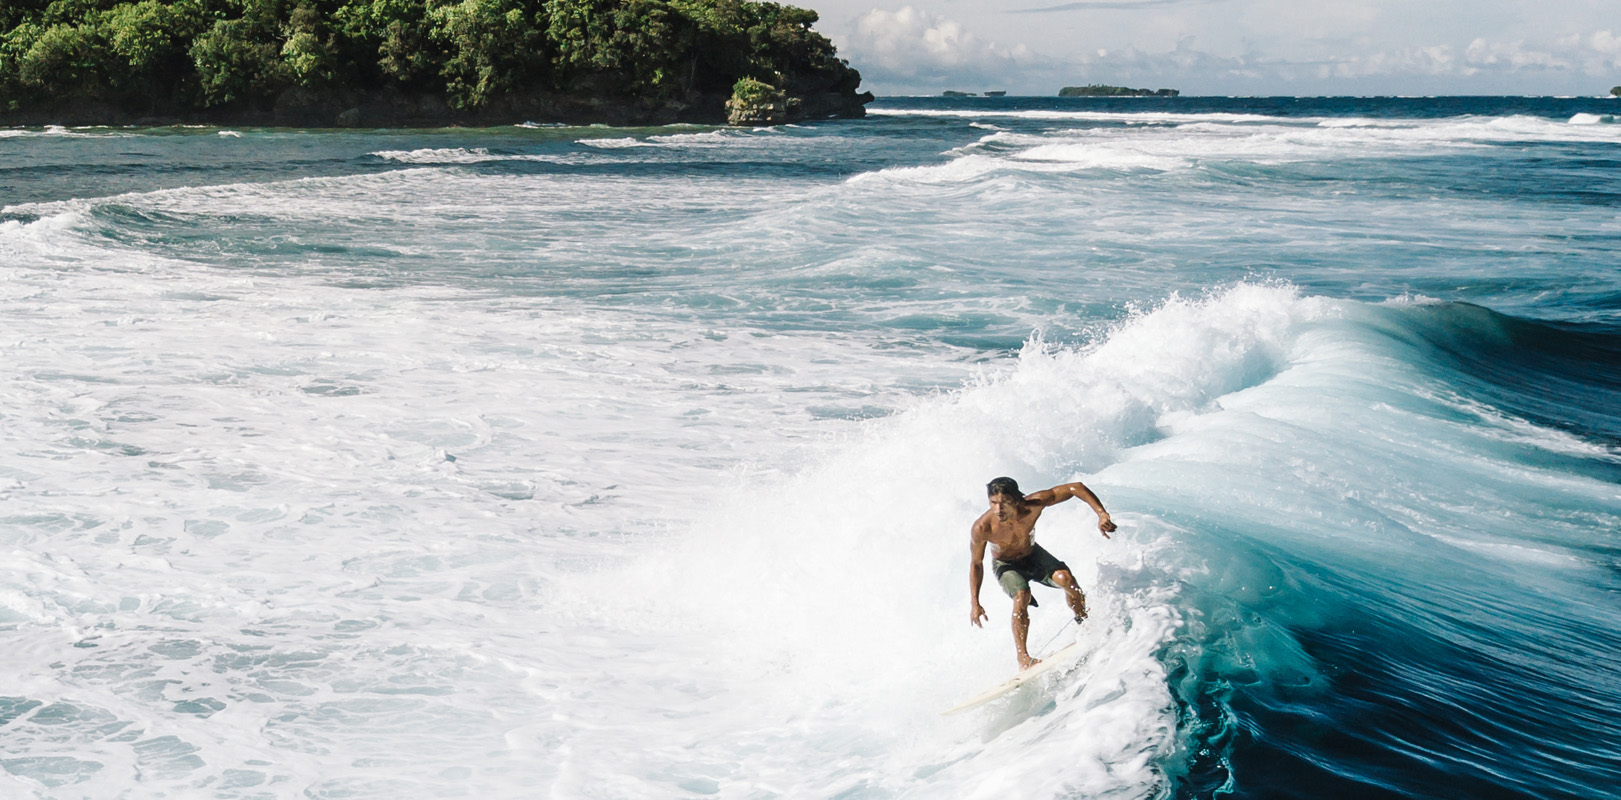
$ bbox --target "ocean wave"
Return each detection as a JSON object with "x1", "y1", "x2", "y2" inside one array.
[
  {"x1": 576, "y1": 129, "x2": 766, "y2": 149},
  {"x1": 0, "y1": 125, "x2": 109, "y2": 139},
  {"x1": 552, "y1": 284, "x2": 1334, "y2": 795},
  {"x1": 370, "y1": 147, "x2": 576, "y2": 164},
  {"x1": 579, "y1": 281, "x2": 1618, "y2": 795},
  {"x1": 0, "y1": 209, "x2": 100, "y2": 262},
  {"x1": 574, "y1": 136, "x2": 647, "y2": 149},
  {"x1": 847, "y1": 153, "x2": 1108, "y2": 184},
  {"x1": 868, "y1": 108, "x2": 1290, "y2": 125},
  {"x1": 647, "y1": 130, "x2": 751, "y2": 144},
  {"x1": 372, "y1": 145, "x2": 496, "y2": 162},
  {"x1": 852, "y1": 112, "x2": 1621, "y2": 187},
  {"x1": 5, "y1": 168, "x2": 451, "y2": 223}
]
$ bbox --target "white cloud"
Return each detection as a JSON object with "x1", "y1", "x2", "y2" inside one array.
[
  {"x1": 1034, "y1": 31, "x2": 1621, "y2": 94},
  {"x1": 1314, "y1": 45, "x2": 1461, "y2": 79},
  {"x1": 1570, "y1": 30, "x2": 1621, "y2": 73},
  {"x1": 1464, "y1": 39, "x2": 1572, "y2": 71},
  {"x1": 1590, "y1": 30, "x2": 1621, "y2": 58},
  {"x1": 843, "y1": 6, "x2": 1036, "y2": 90}
]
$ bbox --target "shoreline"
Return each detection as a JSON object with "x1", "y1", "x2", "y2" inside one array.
[
  {"x1": 0, "y1": 87, "x2": 869, "y2": 129},
  {"x1": 7, "y1": 93, "x2": 1614, "y2": 130}
]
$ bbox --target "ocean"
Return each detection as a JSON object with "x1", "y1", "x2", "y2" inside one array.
[{"x1": 2, "y1": 96, "x2": 1619, "y2": 799}]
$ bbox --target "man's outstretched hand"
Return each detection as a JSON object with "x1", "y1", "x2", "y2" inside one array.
[
  {"x1": 970, "y1": 603, "x2": 988, "y2": 627},
  {"x1": 1098, "y1": 512, "x2": 1117, "y2": 538}
]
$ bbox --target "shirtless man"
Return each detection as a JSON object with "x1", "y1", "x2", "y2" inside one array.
[{"x1": 969, "y1": 476, "x2": 1116, "y2": 669}]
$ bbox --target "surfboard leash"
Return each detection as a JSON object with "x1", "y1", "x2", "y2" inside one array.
[{"x1": 1036, "y1": 617, "x2": 1074, "y2": 656}]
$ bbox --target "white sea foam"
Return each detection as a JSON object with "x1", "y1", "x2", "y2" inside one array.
[
  {"x1": 0, "y1": 126, "x2": 101, "y2": 139},
  {"x1": 372, "y1": 146, "x2": 497, "y2": 162},
  {"x1": 852, "y1": 112, "x2": 1621, "y2": 188},
  {"x1": 1380, "y1": 293, "x2": 1449, "y2": 307},
  {"x1": 0, "y1": 262, "x2": 969, "y2": 793},
  {"x1": 648, "y1": 130, "x2": 744, "y2": 144},
  {"x1": 1014, "y1": 142, "x2": 1189, "y2": 170},
  {"x1": 575, "y1": 136, "x2": 647, "y2": 148},
  {"x1": 579, "y1": 129, "x2": 769, "y2": 149},
  {"x1": 370, "y1": 147, "x2": 580, "y2": 164},
  {"x1": 867, "y1": 108, "x2": 1290, "y2": 125}
]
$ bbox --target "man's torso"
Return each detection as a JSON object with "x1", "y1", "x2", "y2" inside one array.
[{"x1": 976, "y1": 504, "x2": 1047, "y2": 563}]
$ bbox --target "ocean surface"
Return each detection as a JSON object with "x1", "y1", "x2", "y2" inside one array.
[{"x1": 3, "y1": 96, "x2": 1620, "y2": 799}]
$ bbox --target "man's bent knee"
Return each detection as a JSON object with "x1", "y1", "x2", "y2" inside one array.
[{"x1": 1013, "y1": 590, "x2": 1033, "y2": 612}]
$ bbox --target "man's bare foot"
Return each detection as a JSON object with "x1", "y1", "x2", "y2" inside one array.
[{"x1": 1018, "y1": 655, "x2": 1042, "y2": 671}]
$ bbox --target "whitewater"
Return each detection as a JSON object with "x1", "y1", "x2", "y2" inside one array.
[{"x1": 3, "y1": 96, "x2": 1620, "y2": 799}]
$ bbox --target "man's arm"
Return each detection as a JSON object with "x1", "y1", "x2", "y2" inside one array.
[
  {"x1": 969, "y1": 521, "x2": 989, "y2": 627},
  {"x1": 1025, "y1": 482, "x2": 1116, "y2": 536}
]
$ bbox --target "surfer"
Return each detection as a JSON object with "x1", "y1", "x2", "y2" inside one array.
[{"x1": 969, "y1": 476, "x2": 1116, "y2": 670}]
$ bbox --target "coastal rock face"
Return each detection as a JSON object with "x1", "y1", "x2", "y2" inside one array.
[
  {"x1": 725, "y1": 77, "x2": 871, "y2": 125},
  {"x1": 726, "y1": 79, "x2": 797, "y2": 126},
  {"x1": 0, "y1": 0, "x2": 871, "y2": 128}
]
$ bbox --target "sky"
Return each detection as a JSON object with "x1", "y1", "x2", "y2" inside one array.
[{"x1": 804, "y1": 0, "x2": 1621, "y2": 96}]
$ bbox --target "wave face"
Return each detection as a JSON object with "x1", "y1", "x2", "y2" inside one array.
[{"x1": 3, "y1": 97, "x2": 1621, "y2": 798}]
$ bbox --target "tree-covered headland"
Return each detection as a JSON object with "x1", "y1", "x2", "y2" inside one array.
[{"x1": 0, "y1": 0, "x2": 871, "y2": 126}]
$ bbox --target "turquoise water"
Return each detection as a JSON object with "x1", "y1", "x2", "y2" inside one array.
[{"x1": 2, "y1": 97, "x2": 1619, "y2": 798}]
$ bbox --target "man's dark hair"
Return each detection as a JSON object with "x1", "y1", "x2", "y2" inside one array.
[{"x1": 987, "y1": 476, "x2": 1023, "y2": 499}]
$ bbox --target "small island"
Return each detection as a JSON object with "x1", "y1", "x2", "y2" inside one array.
[
  {"x1": 1060, "y1": 85, "x2": 1179, "y2": 97},
  {"x1": 1612, "y1": 86, "x2": 1621, "y2": 97},
  {"x1": 0, "y1": 0, "x2": 872, "y2": 128}
]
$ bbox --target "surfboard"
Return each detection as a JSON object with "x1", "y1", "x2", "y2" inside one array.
[{"x1": 940, "y1": 640, "x2": 1086, "y2": 716}]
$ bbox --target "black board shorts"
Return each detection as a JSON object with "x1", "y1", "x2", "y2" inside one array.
[{"x1": 993, "y1": 544, "x2": 1070, "y2": 604}]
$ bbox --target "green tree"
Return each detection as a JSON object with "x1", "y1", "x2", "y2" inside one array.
[
  {"x1": 280, "y1": 2, "x2": 338, "y2": 85},
  {"x1": 14, "y1": 23, "x2": 104, "y2": 94},
  {"x1": 545, "y1": 0, "x2": 694, "y2": 94},
  {"x1": 190, "y1": 1, "x2": 293, "y2": 105},
  {"x1": 332, "y1": 0, "x2": 441, "y2": 88},
  {"x1": 672, "y1": 0, "x2": 853, "y2": 95},
  {"x1": 0, "y1": 2, "x2": 55, "y2": 32},
  {"x1": 40, "y1": 0, "x2": 119, "y2": 27},
  {"x1": 102, "y1": 0, "x2": 212, "y2": 104},
  {"x1": 428, "y1": 0, "x2": 547, "y2": 109}
]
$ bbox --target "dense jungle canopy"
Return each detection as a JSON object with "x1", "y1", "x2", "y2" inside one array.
[{"x1": 0, "y1": 0, "x2": 868, "y2": 124}]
